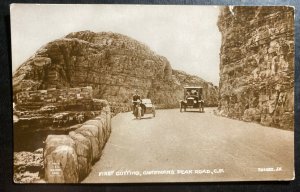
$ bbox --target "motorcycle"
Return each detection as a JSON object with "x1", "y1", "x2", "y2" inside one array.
[
  {"x1": 132, "y1": 99, "x2": 155, "y2": 120},
  {"x1": 132, "y1": 100, "x2": 142, "y2": 119}
]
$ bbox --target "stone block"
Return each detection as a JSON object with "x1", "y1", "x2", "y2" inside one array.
[
  {"x1": 44, "y1": 135, "x2": 78, "y2": 183},
  {"x1": 75, "y1": 125, "x2": 101, "y2": 162},
  {"x1": 69, "y1": 131, "x2": 92, "y2": 181}
]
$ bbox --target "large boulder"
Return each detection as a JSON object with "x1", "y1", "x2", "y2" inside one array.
[
  {"x1": 69, "y1": 131, "x2": 92, "y2": 181},
  {"x1": 44, "y1": 135, "x2": 78, "y2": 183},
  {"x1": 84, "y1": 119, "x2": 106, "y2": 149},
  {"x1": 75, "y1": 125, "x2": 101, "y2": 162}
]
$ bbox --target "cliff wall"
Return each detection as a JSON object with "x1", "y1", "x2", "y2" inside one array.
[{"x1": 217, "y1": 6, "x2": 294, "y2": 129}]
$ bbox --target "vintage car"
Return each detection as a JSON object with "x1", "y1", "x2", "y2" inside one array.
[
  {"x1": 132, "y1": 99, "x2": 156, "y2": 119},
  {"x1": 180, "y1": 86, "x2": 204, "y2": 112}
]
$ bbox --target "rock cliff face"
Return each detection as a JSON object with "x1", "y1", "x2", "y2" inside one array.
[
  {"x1": 13, "y1": 31, "x2": 218, "y2": 108},
  {"x1": 217, "y1": 6, "x2": 294, "y2": 129}
]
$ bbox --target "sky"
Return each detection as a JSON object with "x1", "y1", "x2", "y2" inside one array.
[{"x1": 11, "y1": 4, "x2": 222, "y2": 85}]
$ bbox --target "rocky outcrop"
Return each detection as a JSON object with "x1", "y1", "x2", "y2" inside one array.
[
  {"x1": 43, "y1": 104, "x2": 111, "y2": 183},
  {"x1": 14, "y1": 148, "x2": 45, "y2": 183},
  {"x1": 217, "y1": 6, "x2": 294, "y2": 129},
  {"x1": 13, "y1": 98, "x2": 108, "y2": 153},
  {"x1": 13, "y1": 31, "x2": 218, "y2": 108}
]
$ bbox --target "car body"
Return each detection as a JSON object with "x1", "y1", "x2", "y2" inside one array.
[{"x1": 180, "y1": 86, "x2": 204, "y2": 112}]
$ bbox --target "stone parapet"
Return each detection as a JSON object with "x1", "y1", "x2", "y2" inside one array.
[{"x1": 43, "y1": 105, "x2": 111, "y2": 183}]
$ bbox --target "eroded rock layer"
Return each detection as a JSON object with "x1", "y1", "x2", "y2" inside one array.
[
  {"x1": 13, "y1": 31, "x2": 218, "y2": 108},
  {"x1": 217, "y1": 6, "x2": 294, "y2": 129},
  {"x1": 14, "y1": 148, "x2": 44, "y2": 183}
]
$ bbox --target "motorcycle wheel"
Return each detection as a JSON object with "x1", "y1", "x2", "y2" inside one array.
[{"x1": 137, "y1": 107, "x2": 142, "y2": 120}]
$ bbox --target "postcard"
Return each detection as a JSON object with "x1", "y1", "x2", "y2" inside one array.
[{"x1": 11, "y1": 4, "x2": 294, "y2": 183}]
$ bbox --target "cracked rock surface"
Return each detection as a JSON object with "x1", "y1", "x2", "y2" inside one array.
[{"x1": 217, "y1": 6, "x2": 294, "y2": 130}]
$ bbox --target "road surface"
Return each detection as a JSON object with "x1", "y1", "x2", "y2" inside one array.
[{"x1": 82, "y1": 108, "x2": 294, "y2": 183}]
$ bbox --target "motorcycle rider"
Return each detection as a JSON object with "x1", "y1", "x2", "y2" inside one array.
[{"x1": 132, "y1": 89, "x2": 141, "y2": 102}]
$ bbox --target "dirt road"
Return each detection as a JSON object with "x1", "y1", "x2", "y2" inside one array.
[{"x1": 82, "y1": 108, "x2": 294, "y2": 183}]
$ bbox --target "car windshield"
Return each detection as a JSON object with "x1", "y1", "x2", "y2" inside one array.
[{"x1": 186, "y1": 89, "x2": 199, "y2": 95}]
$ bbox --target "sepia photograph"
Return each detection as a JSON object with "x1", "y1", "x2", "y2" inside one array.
[{"x1": 11, "y1": 4, "x2": 294, "y2": 183}]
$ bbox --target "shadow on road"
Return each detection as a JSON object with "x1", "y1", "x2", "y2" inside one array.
[
  {"x1": 180, "y1": 111, "x2": 205, "y2": 113},
  {"x1": 132, "y1": 116, "x2": 154, "y2": 120}
]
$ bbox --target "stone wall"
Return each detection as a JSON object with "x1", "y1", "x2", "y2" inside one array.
[
  {"x1": 16, "y1": 86, "x2": 92, "y2": 105},
  {"x1": 13, "y1": 31, "x2": 218, "y2": 108},
  {"x1": 14, "y1": 86, "x2": 107, "y2": 113},
  {"x1": 217, "y1": 6, "x2": 294, "y2": 129},
  {"x1": 43, "y1": 103, "x2": 111, "y2": 183}
]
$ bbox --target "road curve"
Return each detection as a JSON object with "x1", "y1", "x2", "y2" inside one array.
[{"x1": 82, "y1": 108, "x2": 294, "y2": 183}]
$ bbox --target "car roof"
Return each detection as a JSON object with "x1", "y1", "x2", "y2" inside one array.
[{"x1": 184, "y1": 86, "x2": 202, "y2": 89}]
